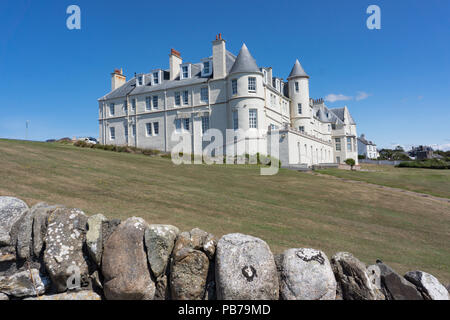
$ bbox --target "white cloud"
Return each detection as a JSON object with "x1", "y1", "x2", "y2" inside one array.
[
  {"x1": 324, "y1": 91, "x2": 371, "y2": 103},
  {"x1": 324, "y1": 94, "x2": 352, "y2": 103},
  {"x1": 431, "y1": 143, "x2": 450, "y2": 151},
  {"x1": 355, "y1": 91, "x2": 370, "y2": 101}
]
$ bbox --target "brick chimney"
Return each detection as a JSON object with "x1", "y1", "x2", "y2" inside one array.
[
  {"x1": 111, "y1": 68, "x2": 126, "y2": 91},
  {"x1": 169, "y1": 49, "x2": 182, "y2": 80},
  {"x1": 212, "y1": 33, "x2": 226, "y2": 79}
]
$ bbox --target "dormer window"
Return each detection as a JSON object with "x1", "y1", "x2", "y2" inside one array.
[
  {"x1": 201, "y1": 60, "x2": 212, "y2": 77},
  {"x1": 151, "y1": 70, "x2": 162, "y2": 86},
  {"x1": 263, "y1": 70, "x2": 267, "y2": 84},
  {"x1": 180, "y1": 64, "x2": 191, "y2": 79},
  {"x1": 275, "y1": 79, "x2": 280, "y2": 91},
  {"x1": 137, "y1": 75, "x2": 144, "y2": 86}
]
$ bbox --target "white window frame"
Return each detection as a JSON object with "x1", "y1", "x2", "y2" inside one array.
[
  {"x1": 153, "y1": 122, "x2": 159, "y2": 136},
  {"x1": 153, "y1": 72, "x2": 159, "y2": 85},
  {"x1": 183, "y1": 118, "x2": 190, "y2": 131},
  {"x1": 249, "y1": 109, "x2": 257, "y2": 129},
  {"x1": 182, "y1": 90, "x2": 189, "y2": 105},
  {"x1": 137, "y1": 75, "x2": 144, "y2": 86},
  {"x1": 131, "y1": 98, "x2": 136, "y2": 111},
  {"x1": 347, "y1": 137, "x2": 352, "y2": 151},
  {"x1": 132, "y1": 124, "x2": 136, "y2": 137},
  {"x1": 146, "y1": 123, "x2": 152, "y2": 136},
  {"x1": 152, "y1": 96, "x2": 158, "y2": 109},
  {"x1": 145, "y1": 97, "x2": 151, "y2": 111},
  {"x1": 248, "y1": 77, "x2": 256, "y2": 92},
  {"x1": 298, "y1": 103, "x2": 302, "y2": 114},
  {"x1": 231, "y1": 79, "x2": 238, "y2": 95},
  {"x1": 174, "y1": 92, "x2": 181, "y2": 106},
  {"x1": 335, "y1": 138, "x2": 341, "y2": 151},
  {"x1": 110, "y1": 127, "x2": 115, "y2": 140},
  {"x1": 295, "y1": 81, "x2": 299, "y2": 93},
  {"x1": 263, "y1": 70, "x2": 267, "y2": 84},
  {"x1": 200, "y1": 87, "x2": 209, "y2": 103},
  {"x1": 180, "y1": 64, "x2": 191, "y2": 79},
  {"x1": 233, "y1": 110, "x2": 238, "y2": 130},
  {"x1": 201, "y1": 116, "x2": 209, "y2": 134},
  {"x1": 151, "y1": 70, "x2": 162, "y2": 86},
  {"x1": 109, "y1": 103, "x2": 115, "y2": 116},
  {"x1": 201, "y1": 59, "x2": 212, "y2": 77}
]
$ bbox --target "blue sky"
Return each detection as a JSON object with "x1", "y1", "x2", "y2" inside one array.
[{"x1": 0, "y1": 0, "x2": 449, "y2": 150}]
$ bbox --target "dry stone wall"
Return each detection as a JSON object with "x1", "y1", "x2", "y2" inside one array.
[{"x1": 0, "y1": 196, "x2": 448, "y2": 301}]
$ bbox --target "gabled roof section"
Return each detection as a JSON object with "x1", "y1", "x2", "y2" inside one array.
[
  {"x1": 288, "y1": 59, "x2": 309, "y2": 79},
  {"x1": 329, "y1": 107, "x2": 356, "y2": 125},
  {"x1": 229, "y1": 44, "x2": 260, "y2": 75},
  {"x1": 313, "y1": 102, "x2": 342, "y2": 124},
  {"x1": 98, "y1": 78, "x2": 137, "y2": 101}
]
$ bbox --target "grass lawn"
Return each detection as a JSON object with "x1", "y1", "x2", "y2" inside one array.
[
  {"x1": 1, "y1": 139, "x2": 449, "y2": 283},
  {"x1": 317, "y1": 164, "x2": 450, "y2": 199}
]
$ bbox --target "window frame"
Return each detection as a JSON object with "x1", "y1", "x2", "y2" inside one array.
[
  {"x1": 295, "y1": 81, "x2": 299, "y2": 93},
  {"x1": 174, "y1": 92, "x2": 181, "y2": 106},
  {"x1": 145, "y1": 97, "x2": 151, "y2": 111},
  {"x1": 152, "y1": 95, "x2": 158, "y2": 109},
  {"x1": 110, "y1": 127, "x2": 115, "y2": 140},
  {"x1": 231, "y1": 79, "x2": 238, "y2": 95},
  {"x1": 153, "y1": 122, "x2": 159, "y2": 136},
  {"x1": 182, "y1": 90, "x2": 189, "y2": 105},
  {"x1": 335, "y1": 138, "x2": 341, "y2": 151},
  {"x1": 109, "y1": 103, "x2": 115, "y2": 116},
  {"x1": 248, "y1": 77, "x2": 256, "y2": 92},
  {"x1": 201, "y1": 116, "x2": 209, "y2": 134},
  {"x1": 201, "y1": 60, "x2": 212, "y2": 77},
  {"x1": 200, "y1": 87, "x2": 209, "y2": 103},
  {"x1": 298, "y1": 103, "x2": 302, "y2": 114},
  {"x1": 183, "y1": 118, "x2": 190, "y2": 131},
  {"x1": 180, "y1": 64, "x2": 191, "y2": 79},
  {"x1": 233, "y1": 110, "x2": 238, "y2": 130},
  {"x1": 249, "y1": 109, "x2": 257, "y2": 129},
  {"x1": 146, "y1": 123, "x2": 152, "y2": 136}
]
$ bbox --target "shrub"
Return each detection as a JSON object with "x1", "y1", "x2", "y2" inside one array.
[
  {"x1": 344, "y1": 158, "x2": 356, "y2": 169},
  {"x1": 397, "y1": 159, "x2": 450, "y2": 169}
]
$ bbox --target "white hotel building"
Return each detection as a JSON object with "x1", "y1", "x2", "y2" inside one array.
[{"x1": 98, "y1": 34, "x2": 358, "y2": 166}]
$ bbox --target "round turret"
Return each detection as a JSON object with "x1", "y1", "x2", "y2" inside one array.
[{"x1": 288, "y1": 59, "x2": 311, "y2": 134}]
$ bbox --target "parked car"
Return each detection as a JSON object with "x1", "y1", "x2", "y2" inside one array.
[{"x1": 84, "y1": 137, "x2": 98, "y2": 145}]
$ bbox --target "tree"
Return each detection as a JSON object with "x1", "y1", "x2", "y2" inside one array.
[{"x1": 345, "y1": 158, "x2": 356, "y2": 170}]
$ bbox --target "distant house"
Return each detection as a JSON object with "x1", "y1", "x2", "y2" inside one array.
[
  {"x1": 408, "y1": 146, "x2": 434, "y2": 160},
  {"x1": 357, "y1": 134, "x2": 379, "y2": 159}
]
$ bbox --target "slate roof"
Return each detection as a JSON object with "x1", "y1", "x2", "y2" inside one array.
[
  {"x1": 287, "y1": 59, "x2": 309, "y2": 79},
  {"x1": 228, "y1": 44, "x2": 261, "y2": 75},
  {"x1": 329, "y1": 107, "x2": 356, "y2": 125},
  {"x1": 313, "y1": 103, "x2": 343, "y2": 125},
  {"x1": 99, "y1": 50, "x2": 237, "y2": 101}
]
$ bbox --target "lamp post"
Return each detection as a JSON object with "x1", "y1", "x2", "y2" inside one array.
[{"x1": 25, "y1": 120, "x2": 30, "y2": 140}]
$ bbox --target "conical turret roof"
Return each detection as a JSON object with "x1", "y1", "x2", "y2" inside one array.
[
  {"x1": 288, "y1": 59, "x2": 309, "y2": 79},
  {"x1": 229, "y1": 44, "x2": 260, "y2": 75}
]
